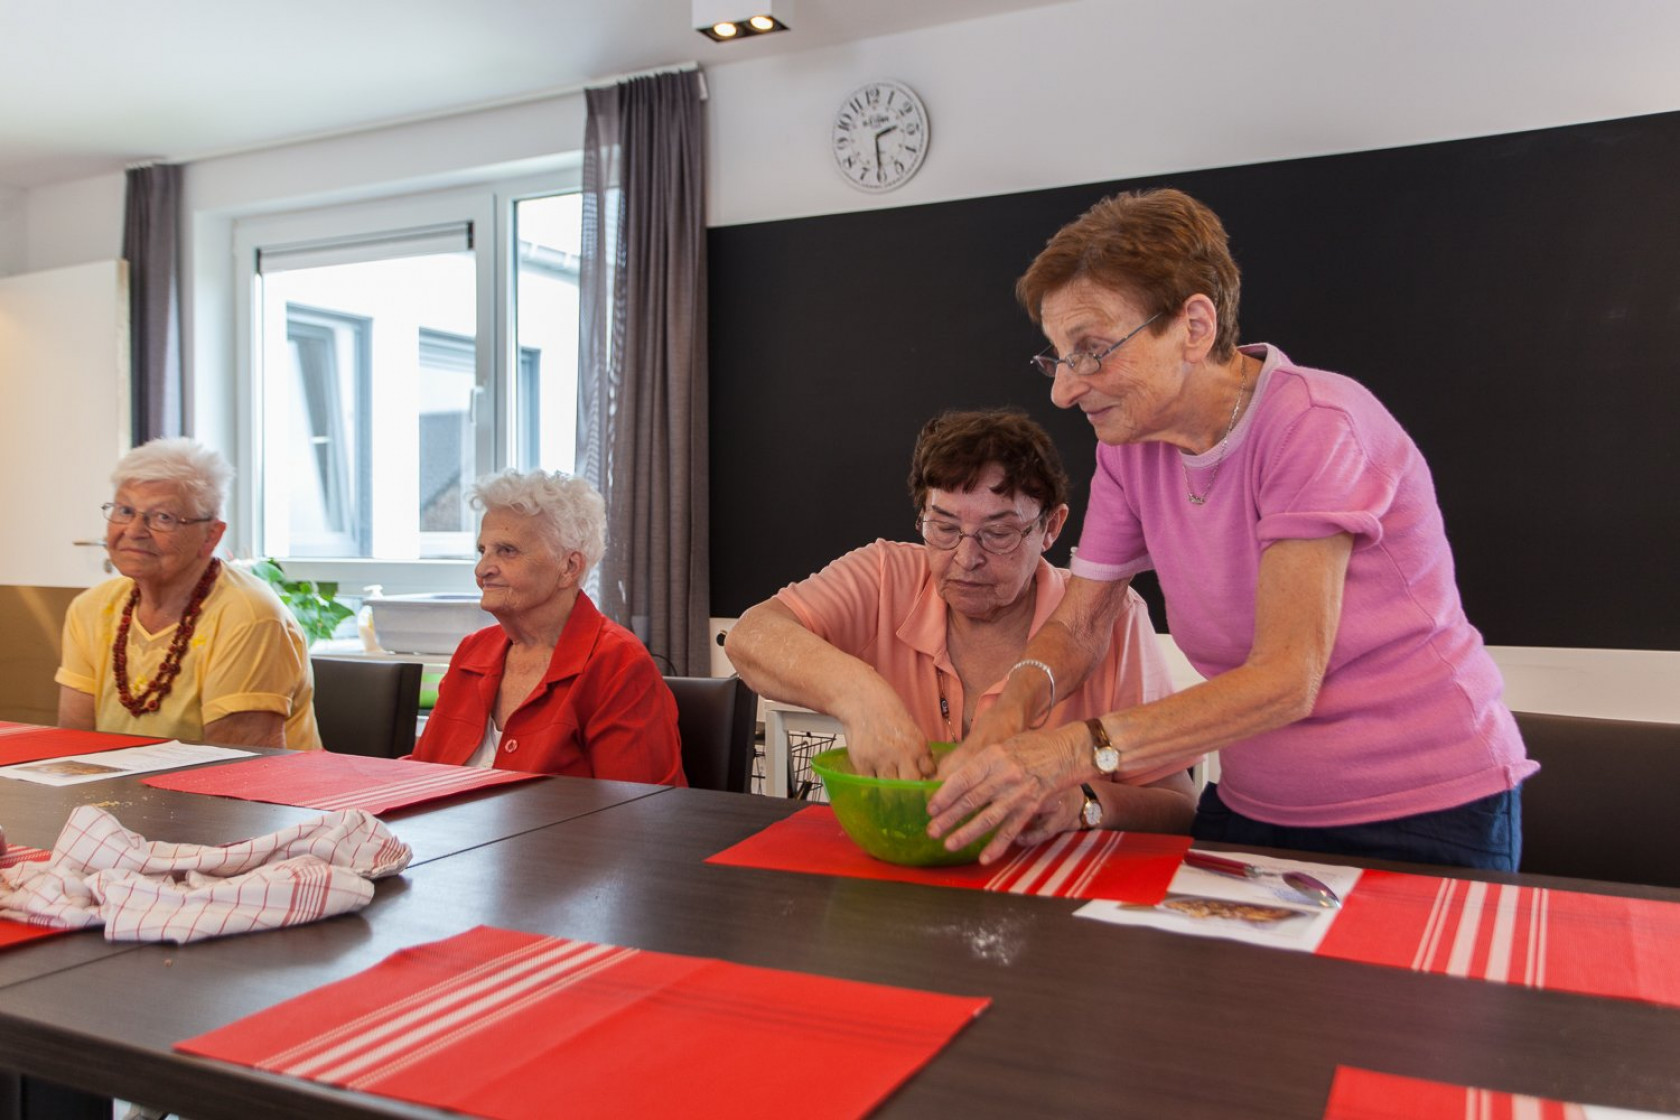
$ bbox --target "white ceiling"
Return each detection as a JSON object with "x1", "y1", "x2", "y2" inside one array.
[{"x1": 0, "y1": 0, "x2": 1066, "y2": 191}]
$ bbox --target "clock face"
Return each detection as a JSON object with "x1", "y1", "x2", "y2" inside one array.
[{"x1": 831, "y1": 80, "x2": 929, "y2": 192}]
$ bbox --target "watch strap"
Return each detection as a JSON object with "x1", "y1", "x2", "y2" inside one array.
[{"x1": 1078, "y1": 783, "x2": 1101, "y2": 830}]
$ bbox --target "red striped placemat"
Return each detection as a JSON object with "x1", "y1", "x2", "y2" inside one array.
[
  {"x1": 178, "y1": 924, "x2": 989, "y2": 1120},
  {"x1": 1322, "y1": 1064, "x2": 1666, "y2": 1119},
  {"x1": 706, "y1": 805, "x2": 1187, "y2": 905},
  {"x1": 1316, "y1": 870, "x2": 1680, "y2": 1009},
  {"x1": 0, "y1": 722, "x2": 166, "y2": 766},
  {"x1": 142, "y1": 751, "x2": 540, "y2": 814}
]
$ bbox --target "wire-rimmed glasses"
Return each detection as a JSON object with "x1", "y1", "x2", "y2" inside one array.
[
  {"x1": 917, "y1": 515, "x2": 1042, "y2": 555},
  {"x1": 1030, "y1": 312, "x2": 1162, "y2": 378},
  {"x1": 101, "y1": 503, "x2": 214, "y2": 533}
]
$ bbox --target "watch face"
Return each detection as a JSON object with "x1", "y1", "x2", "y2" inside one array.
[
  {"x1": 1094, "y1": 745, "x2": 1121, "y2": 774},
  {"x1": 832, "y1": 80, "x2": 928, "y2": 192},
  {"x1": 1081, "y1": 797, "x2": 1103, "y2": 829}
]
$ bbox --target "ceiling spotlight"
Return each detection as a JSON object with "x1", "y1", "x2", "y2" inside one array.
[{"x1": 695, "y1": 0, "x2": 793, "y2": 41}]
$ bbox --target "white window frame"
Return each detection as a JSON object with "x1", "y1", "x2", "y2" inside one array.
[{"x1": 231, "y1": 169, "x2": 582, "y2": 596}]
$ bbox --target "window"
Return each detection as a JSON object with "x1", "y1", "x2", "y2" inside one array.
[{"x1": 234, "y1": 176, "x2": 582, "y2": 579}]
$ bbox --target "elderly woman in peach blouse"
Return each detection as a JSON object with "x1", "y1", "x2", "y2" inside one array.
[{"x1": 728, "y1": 409, "x2": 1192, "y2": 839}]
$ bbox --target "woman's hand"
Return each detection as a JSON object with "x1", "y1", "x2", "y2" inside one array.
[
  {"x1": 926, "y1": 721, "x2": 1088, "y2": 864},
  {"x1": 1017, "y1": 786, "x2": 1085, "y2": 848},
  {"x1": 837, "y1": 689, "x2": 936, "y2": 779}
]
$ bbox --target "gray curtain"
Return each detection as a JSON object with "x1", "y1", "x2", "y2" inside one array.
[
  {"x1": 122, "y1": 163, "x2": 185, "y2": 443},
  {"x1": 578, "y1": 70, "x2": 709, "y2": 675}
]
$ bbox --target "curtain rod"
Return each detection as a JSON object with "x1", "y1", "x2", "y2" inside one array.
[{"x1": 130, "y1": 60, "x2": 703, "y2": 170}]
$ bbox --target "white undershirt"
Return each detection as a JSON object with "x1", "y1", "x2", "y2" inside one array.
[{"x1": 464, "y1": 715, "x2": 501, "y2": 768}]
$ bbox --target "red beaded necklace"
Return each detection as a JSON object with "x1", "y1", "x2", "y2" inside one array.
[{"x1": 112, "y1": 558, "x2": 222, "y2": 716}]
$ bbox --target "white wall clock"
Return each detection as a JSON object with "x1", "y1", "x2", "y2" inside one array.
[{"x1": 831, "y1": 80, "x2": 929, "y2": 193}]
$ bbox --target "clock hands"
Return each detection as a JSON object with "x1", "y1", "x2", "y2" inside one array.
[{"x1": 873, "y1": 125, "x2": 898, "y2": 172}]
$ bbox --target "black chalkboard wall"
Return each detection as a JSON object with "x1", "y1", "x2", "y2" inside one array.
[{"x1": 709, "y1": 110, "x2": 1680, "y2": 650}]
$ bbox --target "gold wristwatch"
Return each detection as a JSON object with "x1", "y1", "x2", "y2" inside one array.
[
  {"x1": 1077, "y1": 783, "x2": 1102, "y2": 830},
  {"x1": 1086, "y1": 717, "x2": 1120, "y2": 775}
]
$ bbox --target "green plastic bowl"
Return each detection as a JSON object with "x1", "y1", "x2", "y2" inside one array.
[{"x1": 810, "y1": 744, "x2": 993, "y2": 867}]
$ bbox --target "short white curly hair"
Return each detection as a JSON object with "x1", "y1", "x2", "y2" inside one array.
[
  {"x1": 112, "y1": 437, "x2": 233, "y2": 519},
  {"x1": 470, "y1": 469, "x2": 606, "y2": 578}
]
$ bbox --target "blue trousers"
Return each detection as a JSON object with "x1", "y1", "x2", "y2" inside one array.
[{"x1": 1192, "y1": 782, "x2": 1523, "y2": 871}]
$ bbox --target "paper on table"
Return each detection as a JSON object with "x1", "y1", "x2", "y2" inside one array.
[
  {"x1": 0, "y1": 741, "x2": 253, "y2": 786},
  {"x1": 1075, "y1": 849, "x2": 1363, "y2": 952}
]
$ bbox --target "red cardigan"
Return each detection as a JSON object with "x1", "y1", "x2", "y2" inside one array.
[{"x1": 412, "y1": 592, "x2": 685, "y2": 785}]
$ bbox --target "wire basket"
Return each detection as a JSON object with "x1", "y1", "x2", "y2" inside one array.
[{"x1": 786, "y1": 729, "x2": 841, "y2": 802}]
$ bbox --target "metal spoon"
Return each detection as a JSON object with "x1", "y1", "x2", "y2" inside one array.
[{"x1": 1182, "y1": 851, "x2": 1342, "y2": 909}]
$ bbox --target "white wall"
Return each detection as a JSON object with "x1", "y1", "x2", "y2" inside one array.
[
  {"x1": 0, "y1": 186, "x2": 24, "y2": 276},
  {"x1": 702, "y1": 0, "x2": 1680, "y2": 226},
  {"x1": 18, "y1": 0, "x2": 1680, "y2": 268}
]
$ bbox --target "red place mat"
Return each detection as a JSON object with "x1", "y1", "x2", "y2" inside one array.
[
  {"x1": 0, "y1": 920, "x2": 73, "y2": 952},
  {"x1": 0, "y1": 722, "x2": 166, "y2": 766},
  {"x1": 1317, "y1": 869, "x2": 1680, "y2": 1009},
  {"x1": 1, "y1": 844, "x2": 73, "y2": 952},
  {"x1": 142, "y1": 751, "x2": 540, "y2": 814},
  {"x1": 178, "y1": 924, "x2": 988, "y2": 1120},
  {"x1": 707, "y1": 805, "x2": 1187, "y2": 905},
  {"x1": 1324, "y1": 1065, "x2": 1604, "y2": 1119}
]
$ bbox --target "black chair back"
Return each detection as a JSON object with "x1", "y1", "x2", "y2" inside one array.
[
  {"x1": 311, "y1": 657, "x2": 424, "y2": 759},
  {"x1": 1513, "y1": 710, "x2": 1680, "y2": 888},
  {"x1": 665, "y1": 675, "x2": 758, "y2": 793}
]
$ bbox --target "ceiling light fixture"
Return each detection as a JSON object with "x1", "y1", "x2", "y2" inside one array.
[{"x1": 695, "y1": 0, "x2": 792, "y2": 41}]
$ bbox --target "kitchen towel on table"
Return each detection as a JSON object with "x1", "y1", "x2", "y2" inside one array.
[
  {"x1": 706, "y1": 805, "x2": 1188, "y2": 905},
  {"x1": 178, "y1": 924, "x2": 989, "y2": 1120},
  {"x1": 1316, "y1": 870, "x2": 1680, "y2": 1010},
  {"x1": 0, "y1": 804, "x2": 411, "y2": 943},
  {"x1": 143, "y1": 750, "x2": 540, "y2": 814},
  {"x1": 1323, "y1": 1064, "x2": 1676, "y2": 1119},
  {"x1": 0, "y1": 722, "x2": 165, "y2": 766},
  {"x1": 0, "y1": 843, "x2": 66, "y2": 950}
]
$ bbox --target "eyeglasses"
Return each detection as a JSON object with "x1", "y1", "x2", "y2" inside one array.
[
  {"x1": 918, "y1": 515, "x2": 1042, "y2": 555},
  {"x1": 101, "y1": 503, "x2": 214, "y2": 533},
  {"x1": 1031, "y1": 312, "x2": 1162, "y2": 378}
]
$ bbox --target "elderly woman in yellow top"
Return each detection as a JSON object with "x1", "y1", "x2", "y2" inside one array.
[{"x1": 56, "y1": 438, "x2": 321, "y2": 749}]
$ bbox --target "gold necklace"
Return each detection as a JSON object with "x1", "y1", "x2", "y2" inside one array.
[{"x1": 1187, "y1": 357, "x2": 1252, "y2": 505}]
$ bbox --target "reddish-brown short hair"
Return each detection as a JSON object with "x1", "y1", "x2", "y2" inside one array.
[
  {"x1": 1015, "y1": 188, "x2": 1242, "y2": 362},
  {"x1": 907, "y1": 409, "x2": 1069, "y2": 517}
]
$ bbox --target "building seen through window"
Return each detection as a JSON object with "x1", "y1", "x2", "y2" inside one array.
[{"x1": 247, "y1": 187, "x2": 581, "y2": 565}]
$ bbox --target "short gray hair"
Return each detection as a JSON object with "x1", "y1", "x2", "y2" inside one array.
[
  {"x1": 112, "y1": 437, "x2": 232, "y2": 519},
  {"x1": 470, "y1": 469, "x2": 606, "y2": 578}
]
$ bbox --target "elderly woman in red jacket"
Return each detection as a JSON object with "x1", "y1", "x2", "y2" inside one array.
[{"x1": 412, "y1": 469, "x2": 685, "y2": 785}]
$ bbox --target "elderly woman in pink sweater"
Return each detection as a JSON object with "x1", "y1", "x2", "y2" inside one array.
[{"x1": 931, "y1": 189, "x2": 1534, "y2": 871}]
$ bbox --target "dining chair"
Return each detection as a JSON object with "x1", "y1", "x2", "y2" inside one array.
[
  {"x1": 1513, "y1": 710, "x2": 1680, "y2": 888},
  {"x1": 664, "y1": 675, "x2": 759, "y2": 794},
  {"x1": 310, "y1": 656, "x2": 424, "y2": 759}
]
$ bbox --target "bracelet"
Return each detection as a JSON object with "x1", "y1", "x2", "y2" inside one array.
[{"x1": 1008, "y1": 659, "x2": 1057, "y2": 729}]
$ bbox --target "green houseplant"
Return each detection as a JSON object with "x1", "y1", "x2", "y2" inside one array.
[{"x1": 249, "y1": 558, "x2": 355, "y2": 646}]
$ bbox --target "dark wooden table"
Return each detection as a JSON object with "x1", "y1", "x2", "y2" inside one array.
[
  {"x1": 4, "y1": 781, "x2": 1680, "y2": 1118},
  {"x1": 0, "y1": 754, "x2": 660, "y2": 990}
]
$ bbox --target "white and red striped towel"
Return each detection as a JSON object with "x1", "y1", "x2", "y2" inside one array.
[
  {"x1": 1316, "y1": 869, "x2": 1680, "y2": 1008},
  {"x1": 0, "y1": 804, "x2": 411, "y2": 943},
  {"x1": 0, "y1": 843, "x2": 49, "y2": 870},
  {"x1": 179, "y1": 925, "x2": 989, "y2": 1120},
  {"x1": 143, "y1": 751, "x2": 539, "y2": 814}
]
